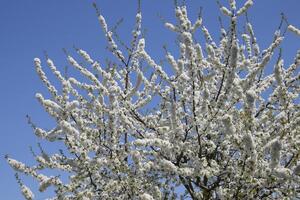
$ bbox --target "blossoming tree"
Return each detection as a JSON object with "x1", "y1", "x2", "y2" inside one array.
[{"x1": 6, "y1": 0, "x2": 300, "y2": 199}]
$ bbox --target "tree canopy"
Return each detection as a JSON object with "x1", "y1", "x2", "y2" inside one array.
[{"x1": 6, "y1": 0, "x2": 300, "y2": 199}]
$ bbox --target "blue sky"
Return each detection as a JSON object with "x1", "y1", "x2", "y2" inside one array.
[{"x1": 0, "y1": 0, "x2": 299, "y2": 199}]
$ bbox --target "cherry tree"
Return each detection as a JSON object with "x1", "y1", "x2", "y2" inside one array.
[{"x1": 6, "y1": 0, "x2": 300, "y2": 199}]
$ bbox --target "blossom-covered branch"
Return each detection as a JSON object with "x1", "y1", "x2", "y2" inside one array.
[{"x1": 7, "y1": 0, "x2": 300, "y2": 199}]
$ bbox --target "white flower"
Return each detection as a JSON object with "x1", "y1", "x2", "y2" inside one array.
[
  {"x1": 243, "y1": 132, "x2": 255, "y2": 155},
  {"x1": 7, "y1": 158, "x2": 28, "y2": 173},
  {"x1": 21, "y1": 185, "x2": 34, "y2": 200},
  {"x1": 220, "y1": 7, "x2": 232, "y2": 16},
  {"x1": 165, "y1": 22, "x2": 178, "y2": 32},
  {"x1": 288, "y1": 25, "x2": 300, "y2": 36},
  {"x1": 140, "y1": 193, "x2": 154, "y2": 200},
  {"x1": 273, "y1": 167, "x2": 291, "y2": 179},
  {"x1": 269, "y1": 139, "x2": 282, "y2": 169},
  {"x1": 237, "y1": 0, "x2": 253, "y2": 16},
  {"x1": 39, "y1": 176, "x2": 52, "y2": 192}
]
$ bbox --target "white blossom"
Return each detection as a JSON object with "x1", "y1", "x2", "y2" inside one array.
[
  {"x1": 140, "y1": 193, "x2": 154, "y2": 200},
  {"x1": 7, "y1": 158, "x2": 27, "y2": 173},
  {"x1": 165, "y1": 22, "x2": 178, "y2": 32},
  {"x1": 288, "y1": 25, "x2": 300, "y2": 36},
  {"x1": 273, "y1": 167, "x2": 292, "y2": 179},
  {"x1": 269, "y1": 139, "x2": 282, "y2": 169},
  {"x1": 237, "y1": 0, "x2": 253, "y2": 16},
  {"x1": 21, "y1": 184, "x2": 34, "y2": 200},
  {"x1": 230, "y1": 0, "x2": 236, "y2": 10},
  {"x1": 220, "y1": 7, "x2": 232, "y2": 17},
  {"x1": 7, "y1": 1, "x2": 300, "y2": 199}
]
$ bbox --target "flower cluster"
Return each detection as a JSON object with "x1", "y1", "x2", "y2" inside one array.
[{"x1": 7, "y1": 0, "x2": 300, "y2": 199}]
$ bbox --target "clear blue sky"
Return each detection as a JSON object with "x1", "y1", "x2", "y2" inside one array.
[{"x1": 0, "y1": 0, "x2": 299, "y2": 199}]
